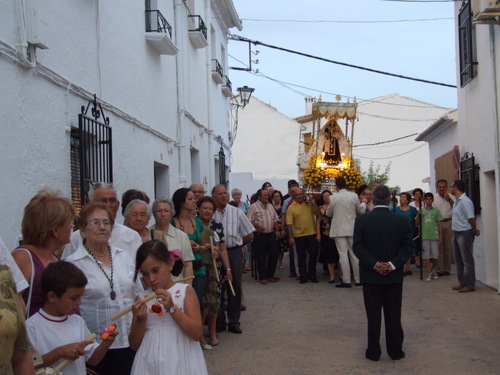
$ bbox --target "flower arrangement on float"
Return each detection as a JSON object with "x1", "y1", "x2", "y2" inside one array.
[{"x1": 302, "y1": 155, "x2": 362, "y2": 192}]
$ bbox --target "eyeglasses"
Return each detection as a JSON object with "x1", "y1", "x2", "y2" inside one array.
[
  {"x1": 89, "y1": 219, "x2": 112, "y2": 228},
  {"x1": 155, "y1": 209, "x2": 172, "y2": 214},
  {"x1": 96, "y1": 197, "x2": 118, "y2": 204},
  {"x1": 130, "y1": 212, "x2": 148, "y2": 218}
]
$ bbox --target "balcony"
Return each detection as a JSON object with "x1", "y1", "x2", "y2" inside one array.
[
  {"x1": 221, "y1": 75, "x2": 232, "y2": 97},
  {"x1": 188, "y1": 15, "x2": 208, "y2": 48},
  {"x1": 211, "y1": 59, "x2": 224, "y2": 84},
  {"x1": 145, "y1": 10, "x2": 178, "y2": 55}
]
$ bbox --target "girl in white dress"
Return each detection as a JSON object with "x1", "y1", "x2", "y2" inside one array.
[{"x1": 129, "y1": 240, "x2": 207, "y2": 375}]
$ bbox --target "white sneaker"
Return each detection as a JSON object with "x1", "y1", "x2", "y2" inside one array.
[
  {"x1": 426, "y1": 273, "x2": 432, "y2": 282},
  {"x1": 432, "y1": 271, "x2": 439, "y2": 280}
]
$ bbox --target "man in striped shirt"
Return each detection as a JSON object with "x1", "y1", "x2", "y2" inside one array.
[
  {"x1": 212, "y1": 185, "x2": 255, "y2": 334},
  {"x1": 247, "y1": 189, "x2": 280, "y2": 284}
]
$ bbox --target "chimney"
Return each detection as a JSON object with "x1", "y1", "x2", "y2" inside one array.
[{"x1": 304, "y1": 96, "x2": 316, "y2": 115}]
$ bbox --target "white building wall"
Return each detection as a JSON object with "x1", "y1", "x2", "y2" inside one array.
[
  {"x1": 453, "y1": 2, "x2": 500, "y2": 291},
  {"x1": 0, "y1": 0, "x2": 241, "y2": 249},
  {"x1": 230, "y1": 97, "x2": 301, "y2": 197}
]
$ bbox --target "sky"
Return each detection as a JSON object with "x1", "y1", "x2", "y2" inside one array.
[{"x1": 228, "y1": 0, "x2": 457, "y2": 118}]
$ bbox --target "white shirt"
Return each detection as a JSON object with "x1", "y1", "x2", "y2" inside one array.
[
  {"x1": 213, "y1": 204, "x2": 255, "y2": 248},
  {"x1": 150, "y1": 224, "x2": 195, "y2": 281},
  {"x1": 26, "y1": 309, "x2": 99, "y2": 375},
  {"x1": 62, "y1": 223, "x2": 142, "y2": 260},
  {"x1": 0, "y1": 237, "x2": 29, "y2": 293},
  {"x1": 433, "y1": 194, "x2": 454, "y2": 220},
  {"x1": 65, "y1": 244, "x2": 143, "y2": 349}
]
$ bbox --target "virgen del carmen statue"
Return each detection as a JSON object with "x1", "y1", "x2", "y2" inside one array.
[{"x1": 300, "y1": 95, "x2": 362, "y2": 194}]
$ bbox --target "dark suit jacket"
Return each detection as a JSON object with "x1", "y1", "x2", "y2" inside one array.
[{"x1": 353, "y1": 207, "x2": 413, "y2": 284}]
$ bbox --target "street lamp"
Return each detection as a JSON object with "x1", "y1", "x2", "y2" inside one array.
[
  {"x1": 237, "y1": 85, "x2": 254, "y2": 108},
  {"x1": 229, "y1": 85, "x2": 255, "y2": 146}
]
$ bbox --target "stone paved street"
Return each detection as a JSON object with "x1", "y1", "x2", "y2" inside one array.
[{"x1": 204, "y1": 258, "x2": 500, "y2": 375}]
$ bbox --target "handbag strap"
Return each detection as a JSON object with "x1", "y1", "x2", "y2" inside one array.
[{"x1": 13, "y1": 247, "x2": 35, "y2": 319}]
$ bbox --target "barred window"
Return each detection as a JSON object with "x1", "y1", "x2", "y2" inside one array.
[{"x1": 458, "y1": 1, "x2": 478, "y2": 87}]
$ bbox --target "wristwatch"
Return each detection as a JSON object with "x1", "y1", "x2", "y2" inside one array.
[{"x1": 169, "y1": 305, "x2": 178, "y2": 314}]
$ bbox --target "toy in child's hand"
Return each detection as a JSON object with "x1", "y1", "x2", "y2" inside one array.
[
  {"x1": 101, "y1": 324, "x2": 117, "y2": 340},
  {"x1": 149, "y1": 301, "x2": 164, "y2": 316}
]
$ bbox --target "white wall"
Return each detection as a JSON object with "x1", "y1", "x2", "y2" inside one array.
[{"x1": 0, "y1": 0, "x2": 241, "y2": 249}]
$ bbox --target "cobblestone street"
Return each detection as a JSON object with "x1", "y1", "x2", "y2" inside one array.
[{"x1": 204, "y1": 258, "x2": 500, "y2": 375}]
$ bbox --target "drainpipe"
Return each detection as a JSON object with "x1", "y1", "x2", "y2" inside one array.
[
  {"x1": 490, "y1": 25, "x2": 500, "y2": 293},
  {"x1": 205, "y1": 0, "x2": 214, "y2": 189},
  {"x1": 174, "y1": 0, "x2": 187, "y2": 187}
]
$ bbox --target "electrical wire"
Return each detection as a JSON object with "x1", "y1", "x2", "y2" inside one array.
[
  {"x1": 354, "y1": 144, "x2": 426, "y2": 160},
  {"x1": 228, "y1": 53, "x2": 453, "y2": 112},
  {"x1": 353, "y1": 133, "x2": 419, "y2": 147},
  {"x1": 229, "y1": 35, "x2": 457, "y2": 88},
  {"x1": 241, "y1": 17, "x2": 453, "y2": 24}
]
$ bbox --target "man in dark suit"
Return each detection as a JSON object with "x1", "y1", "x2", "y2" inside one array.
[{"x1": 353, "y1": 185, "x2": 413, "y2": 361}]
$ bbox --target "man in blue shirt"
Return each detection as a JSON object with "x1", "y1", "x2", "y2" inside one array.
[{"x1": 450, "y1": 180, "x2": 480, "y2": 293}]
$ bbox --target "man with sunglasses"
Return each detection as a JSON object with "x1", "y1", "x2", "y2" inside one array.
[{"x1": 62, "y1": 182, "x2": 142, "y2": 260}]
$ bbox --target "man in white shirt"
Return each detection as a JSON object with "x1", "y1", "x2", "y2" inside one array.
[
  {"x1": 433, "y1": 179, "x2": 455, "y2": 276},
  {"x1": 326, "y1": 177, "x2": 367, "y2": 288},
  {"x1": 62, "y1": 182, "x2": 142, "y2": 261}
]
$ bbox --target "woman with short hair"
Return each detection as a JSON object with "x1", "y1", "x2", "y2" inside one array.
[
  {"x1": 124, "y1": 199, "x2": 152, "y2": 243},
  {"x1": 13, "y1": 189, "x2": 76, "y2": 317}
]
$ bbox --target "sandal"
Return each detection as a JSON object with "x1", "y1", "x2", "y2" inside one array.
[{"x1": 210, "y1": 338, "x2": 219, "y2": 346}]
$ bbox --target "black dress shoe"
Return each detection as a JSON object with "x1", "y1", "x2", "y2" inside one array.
[
  {"x1": 299, "y1": 278, "x2": 307, "y2": 284},
  {"x1": 308, "y1": 276, "x2": 319, "y2": 283},
  {"x1": 390, "y1": 351, "x2": 405, "y2": 360},
  {"x1": 228, "y1": 326, "x2": 242, "y2": 334},
  {"x1": 335, "y1": 282, "x2": 352, "y2": 288},
  {"x1": 437, "y1": 272, "x2": 444, "y2": 277},
  {"x1": 328, "y1": 280, "x2": 336, "y2": 284},
  {"x1": 365, "y1": 350, "x2": 380, "y2": 361},
  {"x1": 443, "y1": 271, "x2": 450, "y2": 276},
  {"x1": 355, "y1": 283, "x2": 363, "y2": 286}
]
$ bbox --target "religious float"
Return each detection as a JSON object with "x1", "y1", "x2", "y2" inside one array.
[{"x1": 299, "y1": 96, "x2": 362, "y2": 192}]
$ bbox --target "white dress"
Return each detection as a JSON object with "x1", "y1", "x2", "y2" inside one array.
[{"x1": 131, "y1": 283, "x2": 208, "y2": 375}]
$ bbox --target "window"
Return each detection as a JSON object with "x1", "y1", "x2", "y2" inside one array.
[
  {"x1": 458, "y1": 1, "x2": 478, "y2": 87},
  {"x1": 460, "y1": 152, "x2": 481, "y2": 215},
  {"x1": 71, "y1": 96, "x2": 113, "y2": 208}
]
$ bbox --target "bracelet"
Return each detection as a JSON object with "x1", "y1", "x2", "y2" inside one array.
[{"x1": 227, "y1": 268, "x2": 231, "y2": 271}]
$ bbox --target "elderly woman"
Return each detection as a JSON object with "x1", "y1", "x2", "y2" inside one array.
[
  {"x1": 65, "y1": 202, "x2": 143, "y2": 375},
  {"x1": 13, "y1": 189, "x2": 76, "y2": 318},
  {"x1": 229, "y1": 188, "x2": 249, "y2": 213},
  {"x1": 121, "y1": 189, "x2": 150, "y2": 217},
  {"x1": 124, "y1": 199, "x2": 152, "y2": 243},
  {"x1": 197, "y1": 196, "x2": 232, "y2": 348},
  {"x1": 149, "y1": 198, "x2": 194, "y2": 283}
]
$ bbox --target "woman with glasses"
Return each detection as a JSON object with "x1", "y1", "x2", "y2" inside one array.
[
  {"x1": 65, "y1": 202, "x2": 143, "y2": 375},
  {"x1": 13, "y1": 189, "x2": 76, "y2": 317},
  {"x1": 124, "y1": 199, "x2": 152, "y2": 243},
  {"x1": 149, "y1": 198, "x2": 194, "y2": 283}
]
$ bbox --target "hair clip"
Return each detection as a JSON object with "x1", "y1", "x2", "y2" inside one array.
[{"x1": 169, "y1": 249, "x2": 182, "y2": 262}]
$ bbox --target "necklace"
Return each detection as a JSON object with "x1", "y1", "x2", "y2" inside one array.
[
  {"x1": 84, "y1": 241, "x2": 116, "y2": 300},
  {"x1": 177, "y1": 217, "x2": 195, "y2": 233}
]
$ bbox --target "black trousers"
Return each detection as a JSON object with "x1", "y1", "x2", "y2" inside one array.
[
  {"x1": 362, "y1": 283, "x2": 404, "y2": 359},
  {"x1": 87, "y1": 347, "x2": 135, "y2": 375},
  {"x1": 253, "y1": 232, "x2": 279, "y2": 280}
]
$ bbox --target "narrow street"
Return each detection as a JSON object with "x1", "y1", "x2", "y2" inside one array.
[{"x1": 204, "y1": 258, "x2": 500, "y2": 375}]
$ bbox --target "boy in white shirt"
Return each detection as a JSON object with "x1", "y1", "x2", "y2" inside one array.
[{"x1": 26, "y1": 261, "x2": 118, "y2": 374}]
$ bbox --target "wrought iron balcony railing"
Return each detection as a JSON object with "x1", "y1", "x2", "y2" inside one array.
[
  {"x1": 188, "y1": 15, "x2": 207, "y2": 39},
  {"x1": 212, "y1": 59, "x2": 223, "y2": 77},
  {"x1": 145, "y1": 10, "x2": 173, "y2": 39},
  {"x1": 223, "y1": 75, "x2": 232, "y2": 91}
]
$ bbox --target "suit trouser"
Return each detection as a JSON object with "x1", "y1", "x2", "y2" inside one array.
[
  {"x1": 437, "y1": 220, "x2": 453, "y2": 272},
  {"x1": 453, "y1": 229, "x2": 476, "y2": 290},
  {"x1": 253, "y1": 232, "x2": 280, "y2": 280},
  {"x1": 334, "y1": 236, "x2": 360, "y2": 284},
  {"x1": 218, "y1": 246, "x2": 243, "y2": 329},
  {"x1": 363, "y1": 283, "x2": 404, "y2": 359}
]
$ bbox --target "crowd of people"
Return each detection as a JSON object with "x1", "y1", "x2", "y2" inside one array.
[{"x1": 0, "y1": 177, "x2": 479, "y2": 373}]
